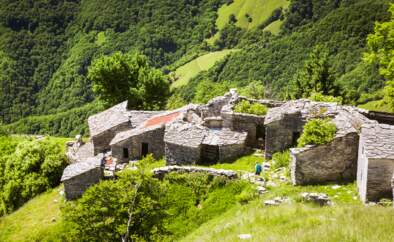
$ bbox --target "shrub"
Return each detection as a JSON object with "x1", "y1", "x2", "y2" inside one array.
[
  {"x1": 234, "y1": 100, "x2": 268, "y2": 116},
  {"x1": 271, "y1": 150, "x2": 291, "y2": 170},
  {"x1": 0, "y1": 137, "x2": 68, "y2": 215},
  {"x1": 297, "y1": 119, "x2": 337, "y2": 148},
  {"x1": 309, "y1": 92, "x2": 343, "y2": 104}
]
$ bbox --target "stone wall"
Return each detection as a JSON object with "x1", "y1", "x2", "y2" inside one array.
[
  {"x1": 265, "y1": 112, "x2": 305, "y2": 159},
  {"x1": 63, "y1": 167, "x2": 103, "y2": 200},
  {"x1": 111, "y1": 127, "x2": 165, "y2": 162},
  {"x1": 222, "y1": 112, "x2": 265, "y2": 148},
  {"x1": 219, "y1": 143, "x2": 247, "y2": 162},
  {"x1": 359, "y1": 158, "x2": 394, "y2": 202},
  {"x1": 92, "y1": 122, "x2": 131, "y2": 155},
  {"x1": 165, "y1": 142, "x2": 201, "y2": 165},
  {"x1": 290, "y1": 132, "x2": 359, "y2": 185},
  {"x1": 152, "y1": 166, "x2": 238, "y2": 179}
]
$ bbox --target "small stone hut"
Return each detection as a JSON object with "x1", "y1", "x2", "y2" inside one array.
[
  {"x1": 61, "y1": 154, "x2": 103, "y2": 200},
  {"x1": 357, "y1": 122, "x2": 394, "y2": 202}
]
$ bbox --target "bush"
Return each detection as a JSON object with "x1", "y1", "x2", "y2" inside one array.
[
  {"x1": 309, "y1": 92, "x2": 343, "y2": 104},
  {"x1": 297, "y1": 119, "x2": 337, "y2": 148},
  {"x1": 234, "y1": 100, "x2": 268, "y2": 116},
  {"x1": 271, "y1": 150, "x2": 291, "y2": 170},
  {"x1": 0, "y1": 137, "x2": 68, "y2": 215},
  {"x1": 63, "y1": 159, "x2": 254, "y2": 241}
]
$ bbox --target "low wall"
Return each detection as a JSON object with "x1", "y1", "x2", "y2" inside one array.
[{"x1": 152, "y1": 166, "x2": 238, "y2": 179}]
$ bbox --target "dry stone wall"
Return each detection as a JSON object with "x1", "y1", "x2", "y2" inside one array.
[{"x1": 290, "y1": 132, "x2": 359, "y2": 185}]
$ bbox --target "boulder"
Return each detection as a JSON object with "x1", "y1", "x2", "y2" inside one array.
[{"x1": 301, "y1": 192, "x2": 332, "y2": 206}]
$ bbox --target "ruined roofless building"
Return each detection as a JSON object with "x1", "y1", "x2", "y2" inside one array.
[{"x1": 264, "y1": 99, "x2": 371, "y2": 185}]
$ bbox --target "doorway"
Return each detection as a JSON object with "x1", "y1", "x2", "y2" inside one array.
[{"x1": 141, "y1": 143, "x2": 149, "y2": 157}]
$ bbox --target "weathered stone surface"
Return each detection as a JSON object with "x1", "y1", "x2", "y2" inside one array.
[
  {"x1": 152, "y1": 166, "x2": 238, "y2": 179},
  {"x1": 66, "y1": 141, "x2": 94, "y2": 163},
  {"x1": 264, "y1": 197, "x2": 288, "y2": 206},
  {"x1": 61, "y1": 154, "x2": 104, "y2": 200},
  {"x1": 264, "y1": 99, "x2": 369, "y2": 159},
  {"x1": 357, "y1": 122, "x2": 394, "y2": 203},
  {"x1": 290, "y1": 132, "x2": 359, "y2": 185},
  {"x1": 301, "y1": 192, "x2": 332, "y2": 206},
  {"x1": 111, "y1": 125, "x2": 165, "y2": 162}
]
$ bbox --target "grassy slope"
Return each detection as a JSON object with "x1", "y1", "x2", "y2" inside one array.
[
  {"x1": 208, "y1": 0, "x2": 289, "y2": 43},
  {"x1": 171, "y1": 49, "x2": 236, "y2": 89},
  {"x1": 358, "y1": 100, "x2": 393, "y2": 113},
  {"x1": 182, "y1": 181, "x2": 394, "y2": 242},
  {"x1": 0, "y1": 187, "x2": 65, "y2": 242}
]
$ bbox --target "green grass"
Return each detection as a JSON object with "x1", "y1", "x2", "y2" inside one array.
[
  {"x1": 181, "y1": 181, "x2": 394, "y2": 242},
  {"x1": 208, "y1": 0, "x2": 289, "y2": 43},
  {"x1": 171, "y1": 49, "x2": 236, "y2": 89},
  {"x1": 207, "y1": 153, "x2": 263, "y2": 172},
  {"x1": 264, "y1": 19, "x2": 285, "y2": 34},
  {"x1": 358, "y1": 100, "x2": 393, "y2": 113},
  {"x1": 0, "y1": 187, "x2": 66, "y2": 242}
]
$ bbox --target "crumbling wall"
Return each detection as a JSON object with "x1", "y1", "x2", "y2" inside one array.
[
  {"x1": 63, "y1": 167, "x2": 103, "y2": 200},
  {"x1": 290, "y1": 132, "x2": 359, "y2": 185},
  {"x1": 222, "y1": 112, "x2": 265, "y2": 148},
  {"x1": 165, "y1": 143, "x2": 201, "y2": 165}
]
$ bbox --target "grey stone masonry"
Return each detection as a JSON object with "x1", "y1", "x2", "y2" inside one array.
[
  {"x1": 61, "y1": 154, "x2": 104, "y2": 200},
  {"x1": 290, "y1": 106, "x2": 369, "y2": 185},
  {"x1": 357, "y1": 122, "x2": 394, "y2": 202},
  {"x1": 152, "y1": 166, "x2": 238, "y2": 179}
]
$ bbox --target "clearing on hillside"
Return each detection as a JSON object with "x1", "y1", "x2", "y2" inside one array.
[
  {"x1": 208, "y1": 0, "x2": 290, "y2": 43},
  {"x1": 171, "y1": 49, "x2": 236, "y2": 89}
]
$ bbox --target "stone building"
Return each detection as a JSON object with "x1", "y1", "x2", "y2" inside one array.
[
  {"x1": 88, "y1": 101, "x2": 161, "y2": 155},
  {"x1": 61, "y1": 154, "x2": 104, "y2": 200},
  {"x1": 357, "y1": 122, "x2": 394, "y2": 202},
  {"x1": 265, "y1": 100, "x2": 371, "y2": 185},
  {"x1": 164, "y1": 121, "x2": 247, "y2": 165}
]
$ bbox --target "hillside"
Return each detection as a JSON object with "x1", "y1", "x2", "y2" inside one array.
[
  {"x1": 1, "y1": 0, "x2": 393, "y2": 137},
  {"x1": 171, "y1": 49, "x2": 236, "y2": 88}
]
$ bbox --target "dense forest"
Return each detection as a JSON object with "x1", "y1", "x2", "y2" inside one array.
[{"x1": 0, "y1": 0, "x2": 392, "y2": 137}]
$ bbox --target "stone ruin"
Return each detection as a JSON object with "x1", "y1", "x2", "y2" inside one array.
[{"x1": 61, "y1": 90, "x2": 394, "y2": 203}]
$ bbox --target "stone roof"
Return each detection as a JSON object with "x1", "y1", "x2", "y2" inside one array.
[
  {"x1": 164, "y1": 121, "x2": 207, "y2": 147},
  {"x1": 110, "y1": 124, "x2": 164, "y2": 145},
  {"x1": 264, "y1": 99, "x2": 370, "y2": 136},
  {"x1": 361, "y1": 122, "x2": 394, "y2": 159},
  {"x1": 164, "y1": 121, "x2": 247, "y2": 148},
  {"x1": 203, "y1": 129, "x2": 247, "y2": 146},
  {"x1": 61, "y1": 154, "x2": 103, "y2": 182},
  {"x1": 88, "y1": 101, "x2": 162, "y2": 137}
]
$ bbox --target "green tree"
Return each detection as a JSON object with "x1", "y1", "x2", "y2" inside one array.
[
  {"x1": 239, "y1": 81, "x2": 265, "y2": 99},
  {"x1": 364, "y1": 4, "x2": 394, "y2": 110},
  {"x1": 292, "y1": 45, "x2": 337, "y2": 98},
  {"x1": 88, "y1": 52, "x2": 170, "y2": 110}
]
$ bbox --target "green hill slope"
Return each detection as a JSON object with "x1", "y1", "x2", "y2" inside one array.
[
  {"x1": 0, "y1": 187, "x2": 65, "y2": 242},
  {"x1": 171, "y1": 49, "x2": 236, "y2": 89}
]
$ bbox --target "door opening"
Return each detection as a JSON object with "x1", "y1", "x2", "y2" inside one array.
[{"x1": 141, "y1": 143, "x2": 149, "y2": 157}]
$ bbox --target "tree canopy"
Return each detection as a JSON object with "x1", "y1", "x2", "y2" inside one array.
[{"x1": 88, "y1": 52, "x2": 170, "y2": 110}]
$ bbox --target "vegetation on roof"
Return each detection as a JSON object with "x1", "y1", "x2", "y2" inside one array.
[{"x1": 297, "y1": 119, "x2": 337, "y2": 148}]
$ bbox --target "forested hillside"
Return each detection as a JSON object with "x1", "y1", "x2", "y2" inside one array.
[{"x1": 0, "y1": 0, "x2": 392, "y2": 137}]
